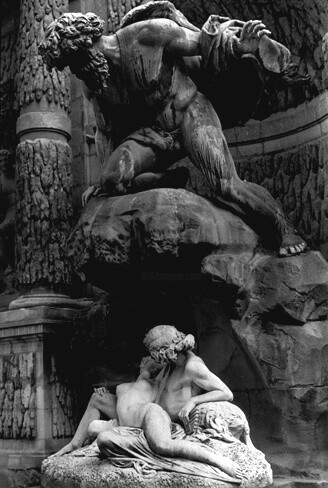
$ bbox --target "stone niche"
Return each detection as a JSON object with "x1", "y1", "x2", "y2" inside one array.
[{"x1": 1, "y1": 0, "x2": 328, "y2": 487}]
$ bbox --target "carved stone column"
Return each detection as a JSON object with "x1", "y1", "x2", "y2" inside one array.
[
  {"x1": 0, "y1": 0, "x2": 89, "y2": 481},
  {"x1": 12, "y1": 0, "x2": 73, "y2": 307}
]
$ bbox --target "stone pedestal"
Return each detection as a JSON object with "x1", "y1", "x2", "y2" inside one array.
[
  {"x1": 0, "y1": 306, "x2": 81, "y2": 487},
  {"x1": 42, "y1": 457, "x2": 238, "y2": 488}
]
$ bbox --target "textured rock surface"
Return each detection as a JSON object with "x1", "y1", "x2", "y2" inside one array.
[
  {"x1": 67, "y1": 188, "x2": 259, "y2": 280},
  {"x1": 68, "y1": 188, "x2": 328, "y2": 324},
  {"x1": 0, "y1": 467, "x2": 40, "y2": 488},
  {"x1": 42, "y1": 456, "x2": 233, "y2": 488},
  {"x1": 232, "y1": 318, "x2": 328, "y2": 478},
  {"x1": 203, "y1": 250, "x2": 328, "y2": 324},
  {"x1": 42, "y1": 440, "x2": 272, "y2": 488}
]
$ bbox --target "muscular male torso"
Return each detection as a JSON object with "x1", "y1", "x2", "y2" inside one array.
[
  {"x1": 91, "y1": 19, "x2": 198, "y2": 137},
  {"x1": 115, "y1": 19, "x2": 198, "y2": 132}
]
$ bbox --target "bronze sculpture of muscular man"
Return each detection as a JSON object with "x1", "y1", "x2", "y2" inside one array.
[{"x1": 39, "y1": 1, "x2": 306, "y2": 256}]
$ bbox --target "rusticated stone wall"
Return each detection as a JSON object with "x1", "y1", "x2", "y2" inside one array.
[
  {"x1": 176, "y1": 134, "x2": 328, "y2": 253},
  {"x1": 236, "y1": 138, "x2": 328, "y2": 251},
  {"x1": 0, "y1": 352, "x2": 36, "y2": 439}
]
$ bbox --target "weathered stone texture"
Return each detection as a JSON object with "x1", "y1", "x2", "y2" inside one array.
[
  {"x1": 17, "y1": 0, "x2": 70, "y2": 110},
  {"x1": 14, "y1": 0, "x2": 73, "y2": 292},
  {"x1": 233, "y1": 318, "x2": 328, "y2": 475},
  {"x1": 67, "y1": 188, "x2": 328, "y2": 326},
  {"x1": 238, "y1": 321, "x2": 328, "y2": 388},
  {"x1": 42, "y1": 439, "x2": 272, "y2": 488},
  {"x1": 0, "y1": 19, "x2": 18, "y2": 83},
  {"x1": 236, "y1": 138, "x2": 328, "y2": 250},
  {"x1": 50, "y1": 354, "x2": 77, "y2": 439},
  {"x1": 0, "y1": 13, "x2": 19, "y2": 152},
  {"x1": 0, "y1": 352, "x2": 36, "y2": 439},
  {"x1": 174, "y1": 0, "x2": 328, "y2": 117},
  {"x1": 0, "y1": 12, "x2": 18, "y2": 300},
  {"x1": 203, "y1": 250, "x2": 328, "y2": 325},
  {"x1": 66, "y1": 188, "x2": 259, "y2": 280},
  {"x1": 0, "y1": 467, "x2": 40, "y2": 488},
  {"x1": 323, "y1": 33, "x2": 328, "y2": 87},
  {"x1": 42, "y1": 458, "x2": 234, "y2": 488},
  {"x1": 16, "y1": 139, "x2": 73, "y2": 287},
  {"x1": 0, "y1": 150, "x2": 16, "y2": 298},
  {"x1": 107, "y1": 0, "x2": 143, "y2": 32}
]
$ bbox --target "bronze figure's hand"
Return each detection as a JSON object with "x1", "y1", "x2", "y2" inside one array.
[{"x1": 237, "y1": 19, "x2": 271, "y2": 54}]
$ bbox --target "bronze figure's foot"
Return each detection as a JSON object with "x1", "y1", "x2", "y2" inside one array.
[{"x1": 279, "y1": 233, "x2": 307, "y2": 257}]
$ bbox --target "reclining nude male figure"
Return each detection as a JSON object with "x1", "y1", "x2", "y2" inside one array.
[{"x1": 50, "y1": 326, "x2": 245, "y2": 479}]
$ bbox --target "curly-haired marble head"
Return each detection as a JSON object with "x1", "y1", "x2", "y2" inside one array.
[{"x1": 144, "y1": 325, "x2": 195, "y2": 363}]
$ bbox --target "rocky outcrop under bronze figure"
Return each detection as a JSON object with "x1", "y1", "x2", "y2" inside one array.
[{"x1": 67, "y1": 187, "x2": 328, "y2": 326}]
